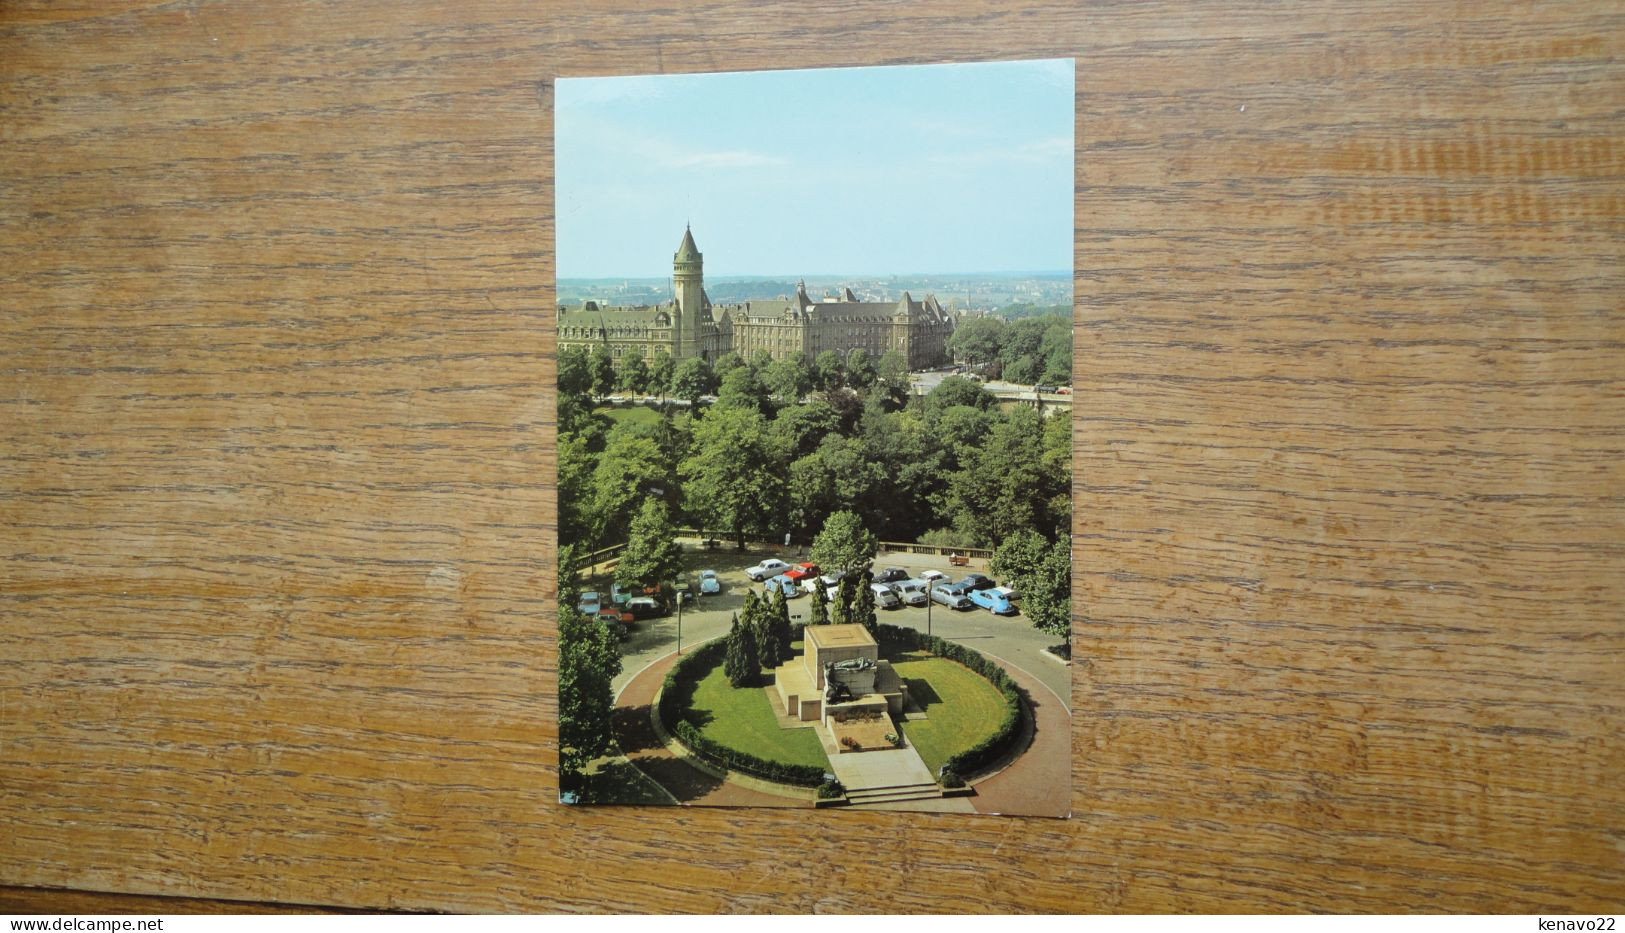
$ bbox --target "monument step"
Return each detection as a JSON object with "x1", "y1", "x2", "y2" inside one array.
[
  {"x1": 842, "y1": 781, "x2": 941, "y2": 796},
  {"x1": 844, "y1": 783, "x2": 942, "y2": 804},
  {"x1": 844, "y1": 788, "x2": 944, "y2": 806}
]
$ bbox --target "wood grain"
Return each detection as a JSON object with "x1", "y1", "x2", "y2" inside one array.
[{"x1": 2, "y1": 0, "x2": 1621, "y2": 914}]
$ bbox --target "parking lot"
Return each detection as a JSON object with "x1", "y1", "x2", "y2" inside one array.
[{"x1": 597, "y1": 540, "x2": 1070, "y2": 706}]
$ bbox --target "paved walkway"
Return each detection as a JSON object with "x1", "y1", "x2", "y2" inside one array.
[
  {"x1": 611, "y1": 650, "x2": 804, "y2": 809},
  {"x1": 969, "y1": 657, "x2": 1072, "y2": 818},
  {"x1": 828, "y1": 746, "x2": 933, "y2": 788}
]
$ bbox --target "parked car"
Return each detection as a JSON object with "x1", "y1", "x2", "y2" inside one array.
[
  {"x1": 625, "y1": 596, "x2": 663, "y2": 619},
  {"x1": 577, "y1": 591, "x2": 601, "y2": 615},
  {"x1": 596, "y1": 606, "x2": 634, "y2": 636},
  {"x1": 763, "y1": 574, "x2": 804, "y2": 599},
  {"x1": 871, "y1": 582, "x2": 901, "y2": 610},
  {"x1": 698, "y1": 570, "x2": 721, "y2": 595},
  {"x1": 746, "y1": 559, "x2": 792, "y2": 581},
  {"x1": 667, "y1": 577, "x2": 697, "y2": 600},
  {"x1": 892, "y1": 580, "x2": 929, "y2": 607},
  {"x1": 930, "y1": 583, "x2": 974, "y2": 610},
  {"x1": 957, "y1": 573, "x2": 996, "y2": 592},
  {"x1": 875, "y1": 567, "x2": 909, "y2": 585},
  {"x1": 969, "y1": 587, "x2": 1017, "y2": 615},
  {"x1": 803, "y1": 570, "x2": 846, "y2": 595},
  {"x1": 609, "y1": 583, "x2": 632, "y2": 606},
  {"x1": 919, "y1": 569, "x2": 948, "y2": 585},
  {"x1": 784, "y1": 562, "x2": 820, "y2": 583}
]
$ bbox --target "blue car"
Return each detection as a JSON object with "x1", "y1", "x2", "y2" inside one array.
[
  {"x1": 970, "y1": 586, "x2": 1017, "y2": 615},
  {"x1": 764, "y1": 574, "x2": 804, "y2": 599},
  {"x1": 699, "y1": 570, "x2": 721, "y2": 595}
]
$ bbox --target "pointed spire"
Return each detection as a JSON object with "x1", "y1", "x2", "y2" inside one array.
[{"x1": 675, "y1": 225, "x2": 701, "y2": 262}]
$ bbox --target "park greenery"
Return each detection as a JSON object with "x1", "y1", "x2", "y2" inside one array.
[
  {"x1": 557, "y1": 333, "x2": 1073, "y2": 795},
  {"x1": 947, "y1": 310, "x2": 1070, "y2": 385}
]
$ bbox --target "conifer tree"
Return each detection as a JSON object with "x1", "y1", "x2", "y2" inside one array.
[
  {"x1": 832, "y1": 575, "x2": 857, "y2": 626},
  {"x1": 727, "y1": 613, "x2": 759, "y2": 688},
  {"x1": 808, "y1": 579, "x2": 830, "y2": 626},
  {"x1": 773, "y1": 587, "x2": 794, "y2": 657},
  {"x1": 723, "y1": 613, "x2": 746, "y2": 686},
  {"x1": 854, "y1": 568, "x2": 877, "y2": 632}
]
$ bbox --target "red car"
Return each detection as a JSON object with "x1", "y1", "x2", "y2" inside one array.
[{"x1": 783, "y1": 562, "x2": 820, "y2": 583}]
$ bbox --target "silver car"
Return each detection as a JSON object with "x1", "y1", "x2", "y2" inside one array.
[{"x1": 891, "y1": 580, "x2": 929, "y2": 607}]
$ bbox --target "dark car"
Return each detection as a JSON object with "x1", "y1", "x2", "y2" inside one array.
[
  {"x1": 875, "y1": 567, "x2": 910, "y2": 585},
  {"x1": 957, "y1": 573, "x2": 996, "y2": 592},
  {"x1": 596, "y1": 606, "x2": 633, "y2": 638},
  {"x1": 625, "y1": 596, "x2": 664, "y2": 620}
]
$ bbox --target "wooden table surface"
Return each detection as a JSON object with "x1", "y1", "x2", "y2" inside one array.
[{"x1": 2, "y1": 0, "x2": 1621, "y2": 914}]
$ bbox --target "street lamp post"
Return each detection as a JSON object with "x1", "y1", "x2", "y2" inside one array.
[
  {"x1": 926, "y1": 589, "x2": 932, "y2": 638},
  {"x1": 676, "y1": 592, "x2": 684, "y2": 655}
]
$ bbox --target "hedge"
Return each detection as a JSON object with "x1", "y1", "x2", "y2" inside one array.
[
  {"x1": 673, "y1": 720, "x2": 825, "y2": 787},
  {"x1": 658, "y1": 637, "x2": 825, "y2": 788},
  {"x1": 874, "y1": 623, "x2": 1028, "y2": 779}
]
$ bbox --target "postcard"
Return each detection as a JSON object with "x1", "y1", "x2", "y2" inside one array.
[{"x1": 555, "y1": 59, "x2": 1073, "y2": 815}]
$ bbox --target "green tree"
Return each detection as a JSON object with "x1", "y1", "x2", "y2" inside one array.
[
  {"x1": 614, "y1": 499, "x2": 683, "y2": 592},
  {"x1": 831, "y1": 574, "x2": 857, "y2": 627},
  {"x1": 853, "y1": 568, "x2": 877, "y2": 632},
  {"x1": 814, "y1": 349, "x2": 845, "y2": 392},
  {"x1": 788, "y1": 438, "x2": 887, "y2": 540},
  {"x1": 618, "y1": 346, "x2": 649, "y2": 395},
  {"x1": 948, "y1": 315, "x2": 1006, "y2": 367},
  {"x1": 590, "y1": 343, "x2": 616, "y2": 399},
  {"x1": 923, "y1": 375, "x2": 995, "y2": 418},
  {"x1": 589, "y1": 434, "x2": 666, "y2": 547},
  {"x1": 1039, "y1": 318, "x2": 1072, "y2": 386},
  {"x1": 723, "y1": 613, "x2": 753, "y2": 687},
  {"x1": 679, "y1": 405, "x2": 787, "y2": 549},
  {"x1": 759, "y1": 588, "x2": 789, "y2": 669},
  {"x1": 648, "y1": 348, "x2": 675, "y2": 401},
  {"x1": 947, "y1": 406, "x2": 1062, "y2": 545},
  {"x1": 558, "y1": 432, "x2": 595, "y2": 548},
  {"x1": 717, "y1": 363, "x2": 772, "y2": 416},
  {"x1": 845, "y1": 348, "x2": 875, "y2": 390},
  {"x1": 808, "y1": 578, "x2": 830, "y2": 625},
  {"x1": 875, "y1": 349, "x2": 911, "y2": 411},
  {"x1": 810, "y1": 510, "x2": 878, "y2": 575},
  {"x1": 558, "y1": 600, "x2": 623, "y2": 783},
  {"x1": 712, "y1": 352, "x2": 745, "y2": 382},
  {"x1": 762, "y1": 351, "x2": 814, "y2": 403},
  {"x1": 558, "y1": 346, "x2": 593, "y2": 398},
  {"x1": 671, "y1": 356, "x2": 717, "y2": 413},
  {"x1": 991, "y1": 529, "x2": 1072, "y2": 638},
  {"x1": 769, "y1": 400, "x2": 841, "y2": 461}
]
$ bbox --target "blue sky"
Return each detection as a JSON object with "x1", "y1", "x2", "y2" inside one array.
[{"x1": 556, "y1": 59, "x2": 1073, "y2": 279}]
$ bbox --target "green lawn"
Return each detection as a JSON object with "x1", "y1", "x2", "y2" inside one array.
[
  {"x1": 887, "y1": 648, "x2": 1010, "y2": 776},
  {"x1": 681, "y1": 657, "x2": 830, "y2": 771},
  {"x1": 598, "y1": 404, "x2": 665, "y2": 430}
]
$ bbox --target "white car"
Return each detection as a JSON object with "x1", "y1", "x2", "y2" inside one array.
[
  {"x1": 746, "y1": 559, "x2": 792, "y2": 582},
  {"x1": 919, "y1": 569, "x2": 949, "y2": 585},
  {"x1": 801, "y1": 571, "x2": 845, "y2": 595}
]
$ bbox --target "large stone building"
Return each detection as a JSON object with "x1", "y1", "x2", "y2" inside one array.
[{"x1": 557, "y1": 227, "x2": 955, "y2": 370}]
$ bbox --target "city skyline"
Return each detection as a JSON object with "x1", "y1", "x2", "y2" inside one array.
[{"x1": 556, "y1": 59, "x2": 1074, "y2": 279}]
